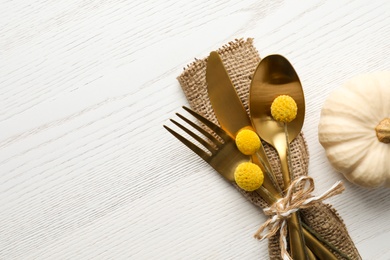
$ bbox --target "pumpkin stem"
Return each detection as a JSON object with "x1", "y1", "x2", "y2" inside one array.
[{"x1": 376, "y1": 118, "x2": 390, "y2": 143}]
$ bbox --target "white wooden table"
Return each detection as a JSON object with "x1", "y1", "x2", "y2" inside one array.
[{"x1": 1, "y1": 1, "x2": 390, "y2": 259}]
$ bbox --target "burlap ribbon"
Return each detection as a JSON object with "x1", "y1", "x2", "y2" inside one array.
[{"x1": 177, "y1": 38, "x2": 361, "y2": 259}]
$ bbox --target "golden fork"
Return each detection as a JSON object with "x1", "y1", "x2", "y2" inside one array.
[
  {"x1": 164, "y1": 106, "x2": 249, "y2": 184},
  {"x1": 164, "y1": 106, "x2": 341, "y2": 260}
]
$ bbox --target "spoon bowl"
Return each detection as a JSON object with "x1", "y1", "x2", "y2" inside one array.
[{"x1": 250, "y1": 54, "x2": 305, "y2": 146}]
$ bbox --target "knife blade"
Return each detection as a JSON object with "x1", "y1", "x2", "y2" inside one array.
[
  {"x1": 205, "y1": 51, "x2": 280, "y2": 197},
  {"x1": 206, "y1": 51, "x2": 252, "y2": 137}
]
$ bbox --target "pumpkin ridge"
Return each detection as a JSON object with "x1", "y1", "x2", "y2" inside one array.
[
  {"x1": 345, "y1": 78, "x2": 383, "y2": 121},
  {"x1": 325, "y1": 140, "x2": 368, "y2": 173},
  {"x1": 320, "y1": 132, "x2": 371, "y2": 145},
  {"x1": 348, "y1": 142, "x2": 387, "y2": 187},
  {"x1": 322, "y1": 95, "x2": 377, "y2": 125},
  {"x1": 322, "y1": 109, "x2": 376, "y2": 127}
]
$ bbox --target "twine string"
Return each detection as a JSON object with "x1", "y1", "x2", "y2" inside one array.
[{"x1": 254, "y1": 176, "x2": 345, "y2": 260}]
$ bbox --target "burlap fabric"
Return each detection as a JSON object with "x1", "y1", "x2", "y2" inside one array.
[{"x1": 177, "y1": 38, "x2": 361, "y2": 259}]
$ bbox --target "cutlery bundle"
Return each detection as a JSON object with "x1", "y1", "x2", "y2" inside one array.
[{"x1": 167, "y1": 38, "x2": 361, "y2": 260}]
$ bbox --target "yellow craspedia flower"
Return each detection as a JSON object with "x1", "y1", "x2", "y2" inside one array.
[
  {"x1": 235, "y1": 128, "x2": 261, "y2": 155},
  {"x1": 234, "y1": 162, "x2": 264, "y2": 191},
  {"x1": 271, "y1": 95, "x2": 298, "y2": 123}
]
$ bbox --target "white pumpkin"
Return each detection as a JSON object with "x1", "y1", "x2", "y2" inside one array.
[{"x1": 318, "y1": 72, "x2": 390, "y2": 188}]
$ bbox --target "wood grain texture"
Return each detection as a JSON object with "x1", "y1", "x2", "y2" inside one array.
[{"x1": 1, "y1": 0, "x2": 390, "y2": 259}]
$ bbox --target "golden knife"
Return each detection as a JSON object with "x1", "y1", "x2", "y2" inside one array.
[{"x1": 205, "y1": 51, "x2": 280, "y2": 198}]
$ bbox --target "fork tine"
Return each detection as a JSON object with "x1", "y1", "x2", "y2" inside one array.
[
  {"x1": 182, "y1": 106, "x2": 231, "y2": 141},
  {"x1": 170, "y1": 118, "x2": 217, "y2": 153},
  {"x1": 164, "y1": 125, "x2": 210, "y2": 160},
  {"x1": 176, "y1": 113, "x2": 222, "y2": 146}
]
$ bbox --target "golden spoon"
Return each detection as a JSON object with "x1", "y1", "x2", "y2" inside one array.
[
  {"x1": 249, "y1": 54, "x2": 305, "y2": 180},
  {"x1": 249, "y1": 54, "x2": 308, "y2": 259},
  {"x1": 250, "y1": 55, "x2": 341, "y2": 260}
]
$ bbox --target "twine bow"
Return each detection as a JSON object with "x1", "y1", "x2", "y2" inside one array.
[{"x1": 254, "y1": 176, "x2": 345, "y2": 260}]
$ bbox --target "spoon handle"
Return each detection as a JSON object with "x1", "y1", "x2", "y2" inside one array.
[
  {"x1": 287, "y1": 212, "x2": 309, "y2": 259},
  {"x1": 274, "y1": 135, "x2": 291, "y2": 188},
  {"x1": 274, "y1": 137, "x2": 309, "y2": 260}
]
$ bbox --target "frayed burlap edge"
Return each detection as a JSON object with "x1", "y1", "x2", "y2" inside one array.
[{"x1": 177, "y1": 38, "x2": 361, "y2": 259}]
